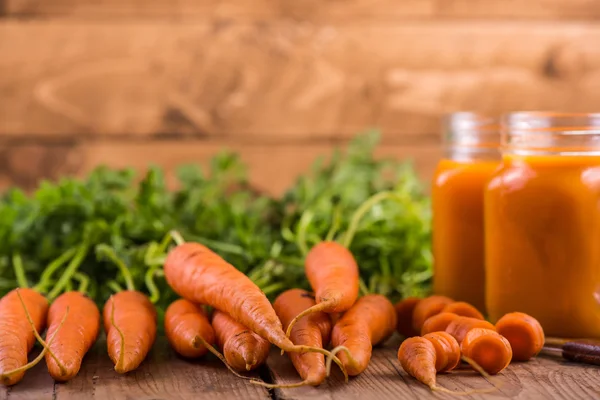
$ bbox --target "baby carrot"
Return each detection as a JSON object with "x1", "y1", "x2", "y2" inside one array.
[
  {"x1": 103, "y1": 291, "x2": 157, "y2": 373},
  {"x1": 412, "y1": 295, "x2": 454, "y2": 333},
  {"x1": 285, "y1": 242, "x2": 359, "y2": 339},
  {"x1": 273, "y1": 289, "x2": 333, "y2": 386},
  {"x1": 421, "y1": 312, "x2": 460, "y2": 336},
  {"x1": 442, "y1": 302, "x2": 484, "y2": 320},
  {"x1": 45, "y1": 291, "x2": 100, "y2": 381},
  {"x1": 212, "y1": 310, "x2": 270, "y2": 372},
  {"x1": 328, "y1": 294, "x2": 396, "y2": 376},
  {"x1": 164, "y1": 299, "x2": 215, "y2": 359},
  {"x1": 394, "y1": 297, "x2": 420, "y2": 338},
  {"x1": 0, "y1": 288, "x2": 48, "y2": 386},
  {"x1": 445, "y1": 316, "x2": 496, "y2": 344},
  {"x1": 495, "y1": 312, "x2": 544, "y2": 361},
  {"x1": 422, "y1": 332, "x2": 460, "y2": 373},
  {"x1": 461, "y1": 328, "x2": 512, "y2": 375}
]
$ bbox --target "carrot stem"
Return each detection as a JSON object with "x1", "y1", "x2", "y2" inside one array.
[
  {"x1": 34, "y1": 247, "x2": 78, "y2": 292},
  {"x1": 145, "y1": 266, "x2": 162, "y2": 304},
  {"x1": 170, "y1": 230, "x2": 186, "y2": 246},
  {"x1": 73, "y1": 272, "x2": 90, "y2": 294},
  {"x1": 48, "y1": 244, "x2": 89, "y2": 300},
  {"x1": 325, "y1": 204, "x2": 343, "y2": 242},
  {"x1": 192, "y1": 335, "x2": 255, "y2": 381},
  {"x1": 260, "y1": 283, "x2": 286, "y2": 297},
  {"x1": 14, "y1": 289, "x2": 68, "y2": 377},
  {"x1": 296, "y1": 210, "x2": 315, "y2": 256},
  {"x1": 359, "y1": 278, "x2": 370, "y2": 296},
  {"x1": 96, "y1": 245, "x2": 135, "y2": 291},
  {"x1": 107, "y1": 280, "x2": 123, "y2": 294},
  {"x1": 342, "y1": 190, "x2": 399, "y2": 248},
  {"x1": 12, "y1": 254, "x2": 28, "y2": 289}
]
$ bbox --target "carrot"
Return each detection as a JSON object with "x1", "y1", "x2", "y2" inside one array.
[
  {"x1": 495, "y1": 312, "x2": 545, "y2": 361},
  {"x1": 461, "y1": 328, "x2": 512, "y2": 375},
  {"x1": 163, "y1": 235, "x2": 340, "y2": 362},
  {"x1": 394, "y1": 297, "x2": 420, "y2": 338},
  {"x1": 327, "y1": 294, "x2": 396, "y2": 376},
  {"x1": 45, "y1": 291, "x2": 100, "y2": 381},
  {"x1": 398, "y1": 336, "x2": 496, "y2": 395},
  {"x1": 212, "y1": 309, "x2": 271, "y2": 372},
  {"x1": 165, "y1": 299, "x2": 215, "y2": 359},
  {"x1": 412, "y1": 295, "x2": 454, "y2": 333},
  {"x1": 421, "y1": 312, "x2": 460, "y2": 336},
  {"x1": 284, "y1": 241, "x2": 359, "y2": 340},
  {"x1": 103, "y1": 291, "x2": 157, "y2": 373},
  {"x1": 442, "y1": 302, "x2": 484, "y2": 320},
  {"x1": 445, "y1": 316, "x2": 496, "y2": 344},
  {"x1": 422, "y1": 332, "x2": 461, "y2": 373},
  {"x1": 97, "y1": 244, "x2": 158, "y2": 374},
  {"x1": 272, "y1": 289, "x2": 335, "y2": 387},
  {"x1": 0, "y1": 288, "x2": 49, "y2": 386}
]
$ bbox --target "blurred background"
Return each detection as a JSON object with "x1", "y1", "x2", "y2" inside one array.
[{"x1": 1, "y1": 0, "x2": 600, "y2": 196}]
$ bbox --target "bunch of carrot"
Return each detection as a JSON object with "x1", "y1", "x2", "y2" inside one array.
[{"x1": 395, "y1": 295, "x2": 545, "y2": 393}]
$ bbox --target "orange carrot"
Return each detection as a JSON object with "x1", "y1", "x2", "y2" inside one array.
[
  {"x1": 328, "y1": 294, "x2": 396, "y2": 376},
  {"x1": 212, "y1": 309, "x2": 271, "y2": 372},
  {"x1": 398, "y1": 336, "x2": 495, "y2": 395},
  {"x1": 103, "y1": 291, "x2": 157, "y2": 373},
  {"x1": 445, "y1": 316, "x2": 496, "y2": 344},
  {"x1": 394, "y1": 297, "x2": 420, "y2": 338},
  {"x1": 165, "y1": 299, "x2": 215, "y2": 359},
  {"x1": 461, "y1": 328, "x2": 512, "y2": 375},
  {"x1": 421, "y1": 312, "x2": 460, "y2": 336},
  {"x1": 495, "y1": 312, "x2": 545, "y2": 361},
  {"x1": 412, "y1": 295, "x2": 453, "y2": 333},
  {"x1": 422, "y1": 332, "x2": 460, "y2": 373},
  {"x1": 442, "y1": 302, "x2": 484, "y2": 320},
  {"x1": 285, "y1": 242, "x2": 359, "y2": 339},
  {"x1": 0, "y1": 288, "x2": 49, "y2": 386},
  {"x1": 45, "y1": 291, "x2": 100, "y2": 381},
  {"x1": 273, "y1": 289, "x2": 333, "y2": 386},
  {"x1": 164, "y1": 240, "x2": 336, "y2": 358}
]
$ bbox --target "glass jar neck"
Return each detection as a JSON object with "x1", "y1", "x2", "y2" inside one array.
[
  {"x1": 503, "y1": 112, "x2": 600, "y2": 156},
  {"x1": 443, "y1": 112, "x2": 501, "y2": 162}
]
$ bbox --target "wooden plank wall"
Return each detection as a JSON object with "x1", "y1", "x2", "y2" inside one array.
[{"x1": 1, "y1": 1, "x2": 600, "y2": 195}]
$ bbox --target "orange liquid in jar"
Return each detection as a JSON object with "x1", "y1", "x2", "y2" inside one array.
[
  {"x1": 432, "y1": 158, "x2": 499, "y2": 312},
  {"x1": 485, "y1": 155, "x2": 600, "y2": 338}
]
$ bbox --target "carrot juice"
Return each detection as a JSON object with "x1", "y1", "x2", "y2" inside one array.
[
  {"x1": 432, "y1": 113, "x2": 500, "y2": 312},
  {"x1": 485, "y1": 112, "x2": 600, "y2": 338}
]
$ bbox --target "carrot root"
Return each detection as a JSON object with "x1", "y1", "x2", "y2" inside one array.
[
  {"x1": 250, "y1": 378, "x2": 314, "y2": 389},
  {"x1": 193, "y1": 335, "x2": 256, "y2": 382},
  {"x1": 460, "y1": 355, "x2": 503, "y2": 394},
  {"x1": 325, "y1": 345, "x2": 357, "y2": 381},
  {"x1": 284, "y1": 301, "x2": 330, "y2": 340}
]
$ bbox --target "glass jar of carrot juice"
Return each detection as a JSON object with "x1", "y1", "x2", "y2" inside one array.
[
  {"x1": 486, "y1": 112, "x2": 600, "y2": 338},
  {"x1": 432, "y1": 113, "x2": 501, "y2": 312}
]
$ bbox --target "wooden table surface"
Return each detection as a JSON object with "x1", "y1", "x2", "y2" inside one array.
[{"x1": 2, "y1": 335, "x2": 599, "y2": 400}]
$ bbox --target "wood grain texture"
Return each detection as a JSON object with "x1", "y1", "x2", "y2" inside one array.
[
  {"x1": 2, "y1": 21, "x2": 600, "y2": 142},
  {"x1": 4, "y1": 0, "x2": 600, "y2": 20},
  {"x1": 268, "y1": 336, "x2": 600, "y2": 400},
  {"x1": 0, "y1": 351, "x2": 54, "y2": 400},
  {"x1": 0, "y1": 141, "x2": 440, "y2": 196}
]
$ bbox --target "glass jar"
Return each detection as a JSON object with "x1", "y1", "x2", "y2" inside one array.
[
  {"x1": 432, "y1": 112, "x2": 501, "y2": 312},
  {"x1": 485, "y1": 112, "x2": 600, "y2": 338}
]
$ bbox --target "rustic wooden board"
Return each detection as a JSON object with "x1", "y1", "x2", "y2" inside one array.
[
  {"x1": 0, "y1": 141, "x2": 441, "y2": 195},
  {"x1": 267, "y1": 336, "x2": 600, "y2": 400},
  {"x1": 2, "y1": 21, "x2": 600, "y2": 141},
  {"x1": 4, "y1": 0, "x2": 600, "y2": 20},
  {"x1": 2, "y1": 336, "x2": 599, "y2": 399},
  {"x1": 0, "y1": 338, "x2": 269, "y2": 400}
]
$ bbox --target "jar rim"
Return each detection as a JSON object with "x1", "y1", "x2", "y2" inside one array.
[{"x1": 503, "y1": 111, "x2": 600, "y2": 132}]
